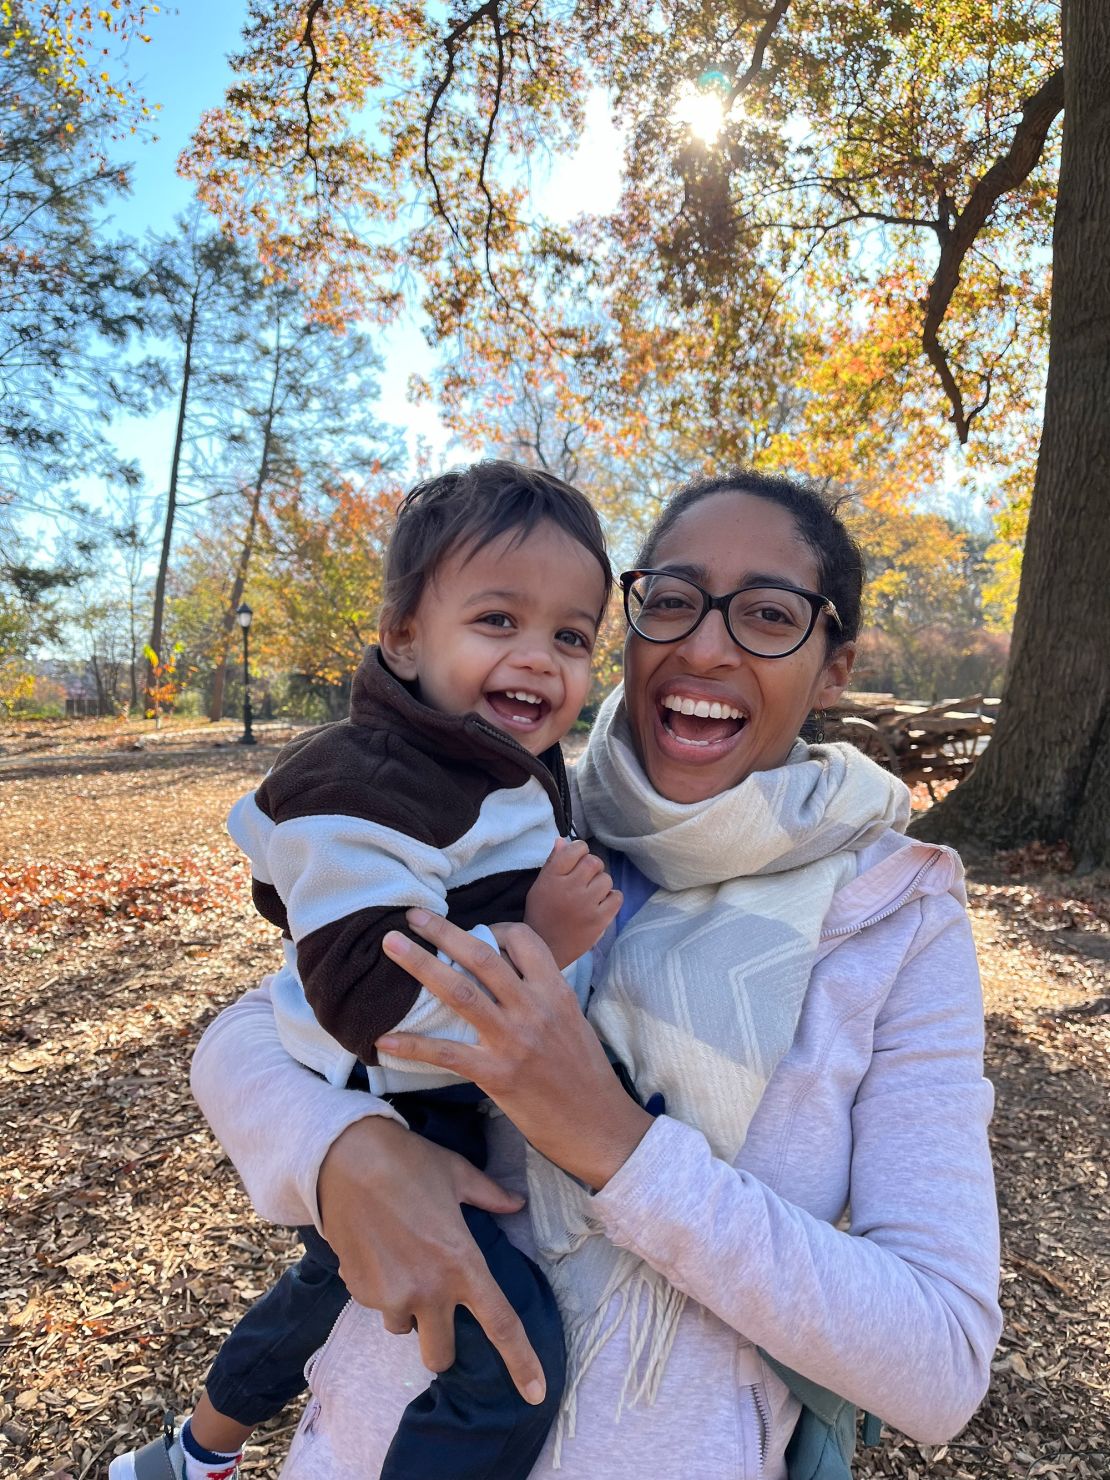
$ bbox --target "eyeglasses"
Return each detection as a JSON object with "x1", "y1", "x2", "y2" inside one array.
[{"x1": 620, "y1": 569, "x2": 842, "y2": 659}]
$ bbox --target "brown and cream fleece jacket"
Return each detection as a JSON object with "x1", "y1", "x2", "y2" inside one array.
[{"x1": 227, "y1": 647, "x2": 576, "y2": 1093}]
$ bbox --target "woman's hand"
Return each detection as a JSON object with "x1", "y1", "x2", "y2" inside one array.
[
  {"x1": 317, "y1": 1114, "x2": 548, "y2": 1404},
  {"x1": 378, "y1": 911, "x2": 653, "y2": 1189}
]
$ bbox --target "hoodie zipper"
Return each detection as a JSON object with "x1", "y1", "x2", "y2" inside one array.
[
  {"x1": 304, "y1": 1296, "x2": 354, "y2": 1397},
  {"x1": 751, "y1": 1378, "x2": 771, "y2": 1475},
  {"x1": 819, "y1": 853, "x2": 940, "y2": 942}
]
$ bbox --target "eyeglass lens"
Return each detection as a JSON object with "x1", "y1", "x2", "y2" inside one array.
[{"x1": 626, "y1": 573, "x2": 815, "y2": 656}]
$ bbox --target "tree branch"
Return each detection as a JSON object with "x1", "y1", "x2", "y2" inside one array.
[
  {"x1": 420, "y1": 2, "x2": 561, "y2": 350},
  {"x1": 423, "y1": 1, "x2": 500, "y2": 249},
  {"x1": 922, "y1": 66, "x2": 1064, "y2": 441},
  {"x1": 301, "y1": 0, "x2": 327, "y2": 196},
  {"x1": 478, "y1": 3, "x2": 507, "y2": 301},
  {"x1": 728, "y1": 0, "x2": 792, "y2": 103}
]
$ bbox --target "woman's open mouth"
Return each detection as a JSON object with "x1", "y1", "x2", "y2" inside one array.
[
  {"x1": 657, "y1": 692, "x2": 748, "y2": 751},
  {"x1": 484, "y1": 688, "x2": 551, "y2": 731}
]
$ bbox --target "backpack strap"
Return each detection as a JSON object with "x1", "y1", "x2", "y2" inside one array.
[{"x1": 758, "y1": 1350, "x2": 882, "y2": 1480}]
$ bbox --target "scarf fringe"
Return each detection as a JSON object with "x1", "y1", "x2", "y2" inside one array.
[{"x1": 551, "y1": 1270, "x2": 688, "y2": 1469}]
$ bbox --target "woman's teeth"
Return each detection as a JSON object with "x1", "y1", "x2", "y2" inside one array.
[{"x1": 661, "y1": 694, "x2": 745, "y2": 721}]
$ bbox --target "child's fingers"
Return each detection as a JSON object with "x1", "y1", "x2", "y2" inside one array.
[
  {"x1": 564, "y1": 868, "x2": 613, "y2": 906},
  {"x1": 565, "y1": 851, "x2": 606, "y2": 884},
  {"x1": 540, "y1": 837, "x2": 590, "y2": 876},
  {"x1": 603, "y1": 889, "x2": 623, "y2": 922},
  {"x1": 591, "y1": 889, "x2": 623, "y2": 934},
  {"x1": 585, "y1": 873, "x2": 616, "y2": 907}
]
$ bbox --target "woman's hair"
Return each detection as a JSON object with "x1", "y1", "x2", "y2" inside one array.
[
  {"x1": 636, "y1": 469, "x2": 864, "y2": 654},
  {"x1": 381, "y1": 460, "x2": 612, "y2": 631}
]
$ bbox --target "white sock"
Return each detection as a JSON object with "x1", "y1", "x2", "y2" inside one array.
[{"x1": 179, "y1": 1420, "x2": 242, "y2": 1480}]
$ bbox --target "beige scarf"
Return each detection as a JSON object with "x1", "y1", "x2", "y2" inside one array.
[{"x1": 526, "y1": 685, "x2": 910, "y2": 1458}]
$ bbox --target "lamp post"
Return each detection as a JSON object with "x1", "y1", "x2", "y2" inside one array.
[{"x1": 236, "y1": 602, "x2": 256, "y2": 745}]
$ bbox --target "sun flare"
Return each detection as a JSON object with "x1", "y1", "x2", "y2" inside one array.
[{"x1": 673, "y1": 76, "x2": 730, "y2": 146}]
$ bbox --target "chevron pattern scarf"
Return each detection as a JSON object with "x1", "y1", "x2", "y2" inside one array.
[{"x1": 526, "y1": 685, "x2": 910, "y2": 1459}]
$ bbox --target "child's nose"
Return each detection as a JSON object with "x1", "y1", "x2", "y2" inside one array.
[{"x1": 515, "y1": 635, "x2": 558, "y2": 671}]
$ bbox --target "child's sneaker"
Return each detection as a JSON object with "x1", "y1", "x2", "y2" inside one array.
[{"x1": 109, "y1": 1414, "x2": 242, "y2": 1480}]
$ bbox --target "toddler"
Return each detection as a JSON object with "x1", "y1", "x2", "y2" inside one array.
[{"x1": 112, "y1": 461, "x2": 620, "y2": 1480}]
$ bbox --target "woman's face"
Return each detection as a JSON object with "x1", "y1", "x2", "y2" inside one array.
[{"x1": 624, "y1": 492, "x2": 855, "y2": 805}]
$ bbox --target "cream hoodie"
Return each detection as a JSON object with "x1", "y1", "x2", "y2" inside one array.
[{"x1": 190, "y1": 831, "x2": 1001, "y2": 1479}]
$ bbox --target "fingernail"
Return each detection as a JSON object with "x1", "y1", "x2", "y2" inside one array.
[
  {"x1": 525, "y1": 1379, "x2": 546, "y2": 1406},
  {"x1": 376, "y1": 1035, "x2": 398, "y2": 1051},
  {"x1": 383, "y1": 931, "x2": 410, "y2": 954},
  {"x1": 407, "y1": 908, "x2": 430, "y2": 925}
]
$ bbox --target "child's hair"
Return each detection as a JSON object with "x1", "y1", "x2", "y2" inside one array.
[{"x1": 381, "y1": 460, "x2": 612, "y2": 631}]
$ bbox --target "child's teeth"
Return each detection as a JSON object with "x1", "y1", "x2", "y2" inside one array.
[{"x1": 506, "y1": 690, "x2": 541, "y2": 704}]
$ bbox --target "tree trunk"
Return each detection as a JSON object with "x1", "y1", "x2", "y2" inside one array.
[
  {"x1": 913, "y1": 0, "x2": 1110, "y2": 868},
  {"x1": 208, "y1": 484, "x2": 263, "y2": 721},
  {"x1": 128, "y1": 601, "x2": 140, "y2": 713},
  {"x1": 208, "y1": 332, "x2": 282, "y2": 721},
  {"x1": 208, "y1": 617, "x2": 230, "y2": 723},
  {"x1": 147, "y1": 284, "x2": 199, "y2": 707}
]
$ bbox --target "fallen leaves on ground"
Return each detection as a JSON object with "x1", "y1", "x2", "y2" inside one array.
[{"x1": 0, "y1": 729, "x2": 1106, "y2": 1478}]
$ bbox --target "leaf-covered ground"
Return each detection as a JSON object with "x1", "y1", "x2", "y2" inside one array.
[{"x1": 0, "y1": 724, "x2": 1107, "y2": 1478}]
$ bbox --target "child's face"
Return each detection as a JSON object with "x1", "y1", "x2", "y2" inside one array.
[{"x1": 381, "y1": 520, "x2": 607, "y2": 755}]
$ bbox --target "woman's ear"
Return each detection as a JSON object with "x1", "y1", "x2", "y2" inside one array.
[
  {"x1": 814, "y1": 641, "x2": 856, "y2": 711},
  {"x1": 379, "y1": 619, "x2": 419, "y2": 681}
]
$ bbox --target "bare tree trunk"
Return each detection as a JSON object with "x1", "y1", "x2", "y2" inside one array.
[
  {"x1": 147, "y1": 284, "x2": 199, "y2": 707},
  {"x1": 208, "y1": 483, "x2": 264, "y2": 721},
  {"x1": 208, "y1": 333, "x2": 282, "y2": 721},
  {"x1": 127, "y1": 561, "x2": 140, "y2": 712},
  {"x1": 89, "y1": 654, "x2": 107, "y2": 714},
  {"x1": 914, "y1": 0, "x2": 1110, "y2": 868}
]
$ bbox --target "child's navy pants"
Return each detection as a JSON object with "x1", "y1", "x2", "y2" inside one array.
[{"x1": 203, "y1": 1083, "x2": 566, "y2": 1480}]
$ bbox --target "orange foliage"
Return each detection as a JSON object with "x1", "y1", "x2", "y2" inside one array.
[{"x1": 253, "y1": 479, "x2": 402, "y2": 688}]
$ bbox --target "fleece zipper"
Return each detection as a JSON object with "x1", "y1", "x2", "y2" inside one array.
[{"x1": 468, "y1": 713, "x2": 574, "y2": 837}]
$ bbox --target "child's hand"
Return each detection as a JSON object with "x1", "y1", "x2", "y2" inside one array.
[{"x1": 524, "y1": 839, "x2": 622, "y2": 969}]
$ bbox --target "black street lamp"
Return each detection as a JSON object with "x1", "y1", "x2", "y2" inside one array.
[{"x1": 237, "y1": 602, "x2": 256, "y2": 745}]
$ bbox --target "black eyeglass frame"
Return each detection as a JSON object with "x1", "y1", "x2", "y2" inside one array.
[{"x1": 619, "y1": 568, "x2": 843, "y2": 659}]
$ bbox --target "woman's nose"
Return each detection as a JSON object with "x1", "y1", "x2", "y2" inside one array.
[{"x1": 677, "y1": 606, "x2": 741, "y2": 668}]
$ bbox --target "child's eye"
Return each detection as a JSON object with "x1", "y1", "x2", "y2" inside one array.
[
  {"x1": 478, "y1": 612, "x2": 514, "y2": 629},
  {"x1": 557, "y1": 628, "x2": 593, "y2": 651}
]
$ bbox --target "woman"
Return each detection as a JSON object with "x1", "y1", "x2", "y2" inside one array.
[{"x1": 192, "y1": 471, "x2": 1001, "y2": 1479}]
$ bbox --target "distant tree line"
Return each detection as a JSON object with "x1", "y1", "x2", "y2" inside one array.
[{"x1": 6, "y1": 2, "x2": 1106, "y2": 866}]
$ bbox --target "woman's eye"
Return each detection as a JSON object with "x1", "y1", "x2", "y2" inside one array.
[
  {"x1": 738, "y1": 602, "x2": 797, "y2": 627},
  {"x1": 644, "y1": 594, "x2": 696, "y2": 613}
]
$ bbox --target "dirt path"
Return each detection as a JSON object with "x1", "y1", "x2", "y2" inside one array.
[{"x1": 1, "y1": 742, "x2": 1107, "y2": 1478}]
